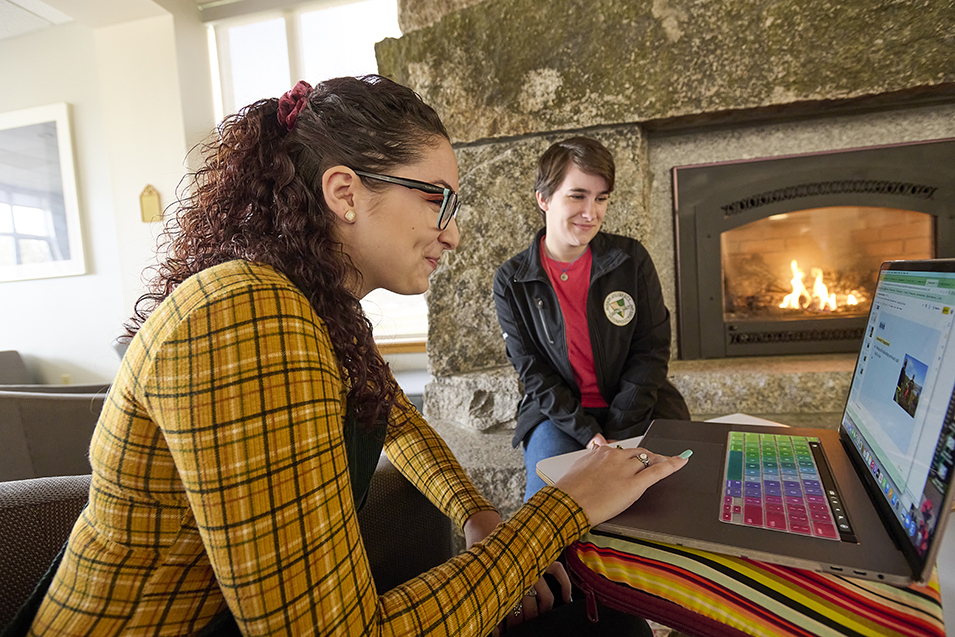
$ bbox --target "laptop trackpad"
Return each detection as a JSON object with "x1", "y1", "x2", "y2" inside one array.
[{"x1": 641, "y1": 438, "x2": 725, "y2": 495}]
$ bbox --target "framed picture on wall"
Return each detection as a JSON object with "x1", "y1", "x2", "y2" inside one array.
[{"x1": 0, "y1": 102, "x2": 85, "y2": 283}]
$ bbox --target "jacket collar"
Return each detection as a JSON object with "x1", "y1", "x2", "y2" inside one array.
[{"x1": 513, "y1": 228, "x2": 628, "y2": 283}]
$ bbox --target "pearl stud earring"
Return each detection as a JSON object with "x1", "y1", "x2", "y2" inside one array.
[{"x1": 344, "y1": 210, "x2": 356, "y2": 222}]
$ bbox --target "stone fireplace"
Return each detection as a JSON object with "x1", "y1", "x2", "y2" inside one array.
[
  {"x1": 376, "y1": 0, "x2": 955, "y2": 512},
  {"x1": 675, "y1": 139, "x2": 955, "y2": 359}
]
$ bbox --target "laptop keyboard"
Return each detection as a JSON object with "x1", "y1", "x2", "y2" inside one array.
[{"x1": 721, "y1": 432, "x2": 855, "y2": 542}]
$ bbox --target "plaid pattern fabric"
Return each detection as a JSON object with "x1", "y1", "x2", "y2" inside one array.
[{"x1": 30, "y1": 261, "x2": 591, "y2": 636}]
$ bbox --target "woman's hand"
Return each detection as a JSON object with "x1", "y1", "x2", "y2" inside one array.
[
  {"x1": 497, "y1": 560, "x2": 572, "y2": 634},
  {"x1": 510, "y1": 560, "x2": 572, "y2": 622},
  {"x1": 555, "y1": 445, "x2": 690, "y2": 526},
  {"x1": 466, "y1": 511, "x2": 575, "y2": 635},
  {"x1": 586, "y1": 432, "x2": 610, "y2": 449},
  {"x1": 587, "y1": 432, "x2": 623, "y2": 449}
]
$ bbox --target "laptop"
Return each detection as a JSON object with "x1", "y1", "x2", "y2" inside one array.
[{"x1": 538, "y1": 259, "x2": 955, "y2": 585}]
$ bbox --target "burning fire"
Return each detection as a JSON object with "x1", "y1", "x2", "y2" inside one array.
[
  {"x1": 779, "y1": 260, "x2": 850, "y2": 311},
  {"x1": 779, "y1": 260, "x2": 810, "y2": 309},
  {"x1": 811, "y1": 268, "x2": 836, "y2": 311}
]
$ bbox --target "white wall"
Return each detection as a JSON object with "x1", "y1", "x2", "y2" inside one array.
[
  {"x1": 94, "y1": 14, "x2": 206, "y2": 321},
  {"x1": 0, "y1": 1, "x2": 214, "y2": 384},
  {"x1": 0, "y1": 23, "x2": 126, "y2": 384}
]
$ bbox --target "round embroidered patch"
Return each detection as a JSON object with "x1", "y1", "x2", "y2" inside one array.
[{"x1": 604, "y1": 291, "x2": 636, "y2": 326}]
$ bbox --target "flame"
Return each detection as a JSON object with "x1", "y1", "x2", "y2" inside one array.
[
  {"x1": 847, "y1": 294, "x2": 858, "y2": 305},
  {"x1": 811, "y1": 268, "x2": 837, "y2": 311},
  {"x1": 780, "y1": 260, "x2": 841, "y2": 311},
  {"x1": 779, "y1": 260, "x2": 810, "y2": 309}
]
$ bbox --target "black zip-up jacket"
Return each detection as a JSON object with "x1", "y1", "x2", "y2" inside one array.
[{"x1": 494, "y1": 229, "x2": 689, "y2": 448}]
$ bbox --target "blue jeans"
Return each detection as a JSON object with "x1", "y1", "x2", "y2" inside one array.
[{"x1": 522, "y1": 420, "x2": 585, "y2": 501}]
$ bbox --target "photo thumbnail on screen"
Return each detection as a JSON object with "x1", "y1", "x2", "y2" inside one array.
[{"x1": 894, "y1": 354, "x2": 928, "y2": 418}]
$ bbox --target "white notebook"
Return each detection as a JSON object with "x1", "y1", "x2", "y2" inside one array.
[{"x1": 535, "y1": 435, "x2": 645, "y2": 486}]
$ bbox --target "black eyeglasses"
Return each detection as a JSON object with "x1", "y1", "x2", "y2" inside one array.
[{"x1": 353, "y1": 170, "x2": 459, "y2": 230}]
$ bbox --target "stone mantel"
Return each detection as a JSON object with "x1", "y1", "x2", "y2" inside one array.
[{"x1": 380, "y1": 0, "x2": 955, "y2": 144}]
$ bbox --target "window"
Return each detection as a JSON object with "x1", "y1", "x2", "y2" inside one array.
[
  {"x1": 0, "y1": 201, "x2": 56, "y2": 265},
  {"x1": 210, "y1": 1, "x2": 428, "y2": 348},
  {"x1": 0, "y1": 103, "x2": 85, "y2": 282}
]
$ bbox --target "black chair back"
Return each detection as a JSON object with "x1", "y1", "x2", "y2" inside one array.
[
  {"x1": 357, "y1": 455, "x2": 456, "y2": 592},
  {"x1": 0, "y1": 475, "x2": 91, "y2": 631}
]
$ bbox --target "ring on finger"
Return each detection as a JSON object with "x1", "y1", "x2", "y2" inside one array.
[
  {"x1": 524, "y1": 587, "x2": 537, "y2": 597},
  {"x1": 512, "y1": 602, "x2": 523, "y2": 617},
  {"x1": 637, "y1": 452, "x2": 651, "y2": 468}
]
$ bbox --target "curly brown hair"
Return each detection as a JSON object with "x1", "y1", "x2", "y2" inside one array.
[{"x1": 125, "y1": 75, "x2": 450, "y2": 432}]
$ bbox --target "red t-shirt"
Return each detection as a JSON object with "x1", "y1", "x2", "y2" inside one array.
[{"x1": 540, "y1": 237, "x2": 608, "y2": 408}]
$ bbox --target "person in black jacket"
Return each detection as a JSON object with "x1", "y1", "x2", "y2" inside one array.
[{"x1": 494, "y1": 136, "x2": 691, "y2": 500}]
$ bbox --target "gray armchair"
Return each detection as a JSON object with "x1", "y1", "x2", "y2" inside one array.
[
  {"x1": 0, "y1": 389, "x2": 107, "y2": 482},
  {"x1": 0, "y1": 351, "x2": 31, "y2": 385},
  {"x1": 0, "y1": 384, "x2": 110, "y2": 394},
  {"x1": 0, "y1": 455, "x2": 456, "y2": 631}
]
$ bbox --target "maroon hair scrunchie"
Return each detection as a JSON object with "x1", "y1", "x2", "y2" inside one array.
[{"x1": 277, "y1": 80, "x2": 313, "y2": 131}]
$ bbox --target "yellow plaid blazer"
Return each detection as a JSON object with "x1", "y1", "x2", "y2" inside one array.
[{"x1": 31, "y1": 261, "x2": 590, "y2": 636}]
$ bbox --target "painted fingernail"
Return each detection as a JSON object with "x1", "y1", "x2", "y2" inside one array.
[{"x1": 679, "y1": 449, "x2": 694, "y2": 459}]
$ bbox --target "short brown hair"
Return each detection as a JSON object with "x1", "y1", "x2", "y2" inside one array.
[{"x1": 535, "y1": 137, "x2": 615, "y2": 221}]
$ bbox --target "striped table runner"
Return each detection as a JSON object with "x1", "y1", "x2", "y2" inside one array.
[{"x1": 566, "y1": 530, "x2": 945, "y2": 637}]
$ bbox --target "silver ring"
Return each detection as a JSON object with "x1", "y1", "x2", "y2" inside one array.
[
  {"x1": 637, "y1": 452, "x2": 650, "y2": 468},
  {"x1": 525, "y1": 587, "x2": 537, "y2": 597},
  {"x1": 512, "y1": 602, "x2": 523, "y2": 617}
]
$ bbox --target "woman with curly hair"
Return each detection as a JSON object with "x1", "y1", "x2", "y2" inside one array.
[{"x1": 25, "y1": 75, "x2": 688, "y2": 637}]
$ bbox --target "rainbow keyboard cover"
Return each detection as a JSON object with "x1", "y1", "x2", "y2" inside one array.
[{"x1": 720, "y1": 432, "x2": 854, "y2": 541}]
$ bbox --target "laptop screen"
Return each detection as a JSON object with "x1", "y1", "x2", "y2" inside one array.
[{"x1": 842, "y1": 260, "x2": 955, "y2": 564}]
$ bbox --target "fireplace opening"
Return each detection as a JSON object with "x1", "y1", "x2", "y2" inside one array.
[
  {"x1": 722, "y1": 206, "x2": 933, "y2": 323},
  {"x1": 674, "y1": 139, "x2": 955, "y2": 359}
]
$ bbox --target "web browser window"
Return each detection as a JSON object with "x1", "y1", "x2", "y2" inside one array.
[{"x1": 844, "y1": 267, "x2": 955, "y2": 555}]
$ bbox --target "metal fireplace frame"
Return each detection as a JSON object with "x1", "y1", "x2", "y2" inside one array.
[{"x1": 674, "y1": 138, "x2": 955, "y2": 360}]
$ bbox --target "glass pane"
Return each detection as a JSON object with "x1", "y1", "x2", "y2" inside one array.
[
  {"x1": 301, "y1": 0, "x2": 402, "y2": 81},
  {"x1": 0, "y1": 236, "x2": 14, "y2": 265},
  {"x1": 721, "y1": 206, "x2": 933, "y2": 321},
  {"x1": 12, "y1": 205, "x2": 48, "y2": 236},
  {"x1": 228, "y1": 18, "x2": 291, "y2": 111},
  {"x1": 18, "y1": 238, "x2": 52, "y2": 264},
  {"x1": 362, "y1": 289, "x2": 429, "y2": 342},
  {"x1": 0, "y1": 202, "x2": 11, "y2": 233}
]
